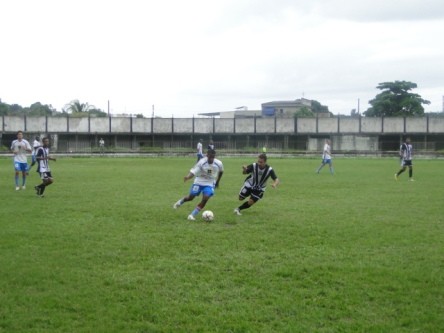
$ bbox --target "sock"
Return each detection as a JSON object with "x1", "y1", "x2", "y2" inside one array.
[
  {"x1": 191, "y1": 206, "x2": 201, "y2": 216},
  {"x1": 330, "y1": 167, "x2": 334, "y2": 175},
  {"x1": 22, "y1": 176, "x2": 26, "y2": 186},
  {"x1": 15, "y1": 175, "x2": 19, "y2": 186},
  {"x1": 239, "y1": 202, "x2": 250, "y2": 211},
  {"x1": 40, "y1": 184, "x2": 46, "y2": 194},
  {"x1": 409, "y1": 169, "x2": 413, "y2": 178}
]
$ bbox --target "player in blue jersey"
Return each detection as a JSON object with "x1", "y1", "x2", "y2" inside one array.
[
  {"x1": 395, "y1": 137, "x2": 414, "y2": 181},
  {"x1": 10, "y1": 131, "x2": 32, "y2": 190},
  {"x1": 173, "y1": 149, "x2": 224, "y2": 220}
]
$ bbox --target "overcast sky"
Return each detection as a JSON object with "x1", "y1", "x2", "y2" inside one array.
[{"x1": 1, "y1": 0, "x2": 443, "y2": 117}]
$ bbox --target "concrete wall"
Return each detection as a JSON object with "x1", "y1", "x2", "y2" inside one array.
[
  {"x1": 132, "y1": 118, "x2": 151, "y2": 133},
  {"x1": 2, "y1": 115, "x2": 444, "y2": 135},
  {"x1": 429, "y1": 118, "x2": 444, "y2": 133}
]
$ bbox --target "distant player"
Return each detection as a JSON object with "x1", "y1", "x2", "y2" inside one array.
[
  {"x1": 207, "y1": 140, "x2": 215, "y2": 151},
  {"x1": 28, "y1": 136, "x2": 41, "y2": 171},
  {"x1": 35, "y1": 137, "x2": 57, "y2": 197},
  {"x1": 316, "y1": 139, "x2": 334, "y2": 174},
  {"x1": 234, "y1": 153, "x2": 279, "y2": 215},
  {"x1": 10, "y1": 130, "x2": 32, "y2": 190},
  {"x1": 395, "y1": 137, "x2": 414, "y2": 181},
  {"x1": 196, "y1": 139, "x2": 203, "y2": 162},
  {"x1": 99, "y1": 138, "x2": 105, "y2": 155},
  {"x1": 173, "y1": 149, "x2": 224, "y2": 220}
]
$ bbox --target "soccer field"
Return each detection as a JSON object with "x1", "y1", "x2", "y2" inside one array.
[{"x1": 0, "y1": 156, "x2": 443, "y2": 332}]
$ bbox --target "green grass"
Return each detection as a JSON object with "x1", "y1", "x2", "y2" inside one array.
[{"x1": 0, "y1": 156, "x2": 443, "y2": 333}]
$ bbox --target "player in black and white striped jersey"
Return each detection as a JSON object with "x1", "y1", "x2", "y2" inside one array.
[
  {"x1": 395, "y1": 137, "x2": 414, "y2": 181},
  {"x1": 35, "y1": 137, "x2": 57, "y2": 197},
  {"x1": 234, "y1": 153, "x2": 280, "y2": 215}
]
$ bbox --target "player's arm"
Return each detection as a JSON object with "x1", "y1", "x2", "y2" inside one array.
[
  {"x1": 215, "y1": 171, "x2": 223, "y2": 188},
  {"x1": 270, "y1": 170, "x2": 279, "y2": 188},
  {"x1": 242, "y1": 164, "x2": 253, "y2": 174},
  {"x1": 183, "y1": 172, "x2": 195, "y2": 182}
]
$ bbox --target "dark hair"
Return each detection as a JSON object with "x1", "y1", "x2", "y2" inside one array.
[
  {"x1": 258, "y1": 153, "x2": 267, "y2": 162},
  {"x1": 207, "y1": 149, "x2": 216, "y2": 156},
  {"x1": 42, "y1": 137, "x2": 49, "y2": 142},
  {"x1": 35, "y1": 136, "x2": 40, "y2": 140},
  {"x1": 17, "y1": 130, "x2": 23, "y2": 135}
]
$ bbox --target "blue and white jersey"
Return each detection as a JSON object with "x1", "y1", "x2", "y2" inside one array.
[
  {"x1": 400, "y1": 143, "x2": 413, "y2": 161},
  {"x1": 36, "y1": 146, "x2": 51, "y2": 173},
  {"x1": 190, "y1": 157, "x2": 224, "y2": 186},
  {"x1": 10, "y1": 139, "x2": 31, "y2": 163},
  {"x1": 322, "y1": 143, "x2": 332, "y2": 160}
]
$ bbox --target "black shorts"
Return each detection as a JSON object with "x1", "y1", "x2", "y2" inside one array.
[
  {"x1": 239, "y1": 186, "x2": 264, "y2": 202},
  {"x1": 40, "y1": 172, "x2": 53, "y2": 180},
  {"x1": 402, "y1": 160, "x2": 413, "y2": 167}
]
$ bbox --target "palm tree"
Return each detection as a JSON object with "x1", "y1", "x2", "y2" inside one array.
[{"x1": 63, "y1": 99, "x2": 95, "y2": 113}]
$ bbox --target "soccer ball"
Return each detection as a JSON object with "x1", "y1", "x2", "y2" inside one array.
[{"x1": 202, "y1": 210, "x2": 214, "y2": 222}]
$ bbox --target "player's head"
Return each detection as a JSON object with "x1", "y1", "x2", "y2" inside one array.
[
  {"x1": 35, "y1": 136, "x2": 40, "y2": 141},
  {"x1": 405, "y1": 137, "x2": 411, "y2": 143},
  {"x1": 206, "y1": 149, "x2": 216, "y2": 163},
  {"x1": 257, "y1": 153, "x2": 267, "y2": 168},
  {"x1": 17, "y1": 131, "x2": 23, "y2": 139},
  {"x1": 42, "y1": 137, "x2": 50, "y2": 147}
]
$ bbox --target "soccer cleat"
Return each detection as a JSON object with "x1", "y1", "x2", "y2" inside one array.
[
  {"x1": 22, "y1": 186, "x2": 26, "y2": 190},
  {"x1": 173, "y1": 200, "x2": 182, "y2": 209},
  {"x1": 394, "y1": 173, "x2": 398, "y2": 180},
  {"x1": 15, "y1": 186, "x2": 20, "y2": 191},
  {"x1": 187, "y1": 214, "x2": 196, "y2": 221},
  {"x1": 234, "y1": 208, "x2": 242, "y2": 216},
  {"x1": 34, "y1": 186, "x2": 42, "y2": 196},
  {"x1": 409, "y1": 178, "x2": 415, "y2": 182}
]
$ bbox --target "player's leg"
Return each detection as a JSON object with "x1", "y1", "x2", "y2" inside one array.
[
  {"x1": 234, "y1": 186, "x2": 250, "y2": 215},
  {"x1": 395, "y1": 160, "x2": 407, "y2": 179},
  {"x1": 328, "y1": 160, "x2": 334, "y2": 174},
  {"x1": 235, "y1": 190, "x2": 263, "y2": 215},
  {"x1": 21, "y1": 163, "x2": 28, "y2": 188},
  {"x1": 408, "y1": 165, "x2": 413, "y2": 180},
  {"x1": 174, "y1": 183, "x2": 200, "y2": 209},
  {"x1": 189, "y1": 187, "x2": 213, "y2": 220},
  {"x1": 14, "y1": 162, "x2": 20, "y2": 190},
  {"x1": 316, "y1": 160, "x2": 326, "y2": 173}
]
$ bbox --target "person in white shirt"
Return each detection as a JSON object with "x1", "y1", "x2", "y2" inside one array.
[
  {"x1": 173, "y1": 149, "x2": 224, "y2": 220},
  {"x1": 316, "y1": 139, "x2": 334, "y2": 175},
  {"x1": 10, "y1": 131, "x2": 32, "y2": 190},
  {"x1": 196, "y1": 139, "x2": 203, "y2": 162},
  {"x1": 99, "y1": 138, "x2": 105, "y2": 155},
  {"x1": 28, "y1": 136, "x2": 41, "y2": 171}
]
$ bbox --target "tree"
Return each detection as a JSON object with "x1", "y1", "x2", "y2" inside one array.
[
  {"x1": 26, "y1": 102, "x2": 54, "y2": 116},
  {"x1": 364, "y1": 81, "x2": 430, "y2": 117},
  {"x1": 294, "y1": 106, "x2": 314, "y2": 118},
  {"x1": 63, "y1": 100, "x2": 106, "y2": 117},
  {"x1": 63, "y1": 99, "x2": 95, "y2": 114},
  {"x1": 311, "y1": 100, "x2": 330, "y2": 114}
]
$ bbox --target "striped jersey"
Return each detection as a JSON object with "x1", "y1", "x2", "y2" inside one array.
[
  {"x1": 36, "y1": 146, "x2": 51, "y2": 173},
  {"x1": 400, "y1": 143, "x2": 413, "y2": 161},
  {"x1": 243, "y1": 163, "x2": 277, "y2": 191},
  {"x1": 10, "y1": 139, "x2": 31, "y2": 163},
  {"x1": 190, "y1": 156, "x2": 224, "y2": 186}
]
